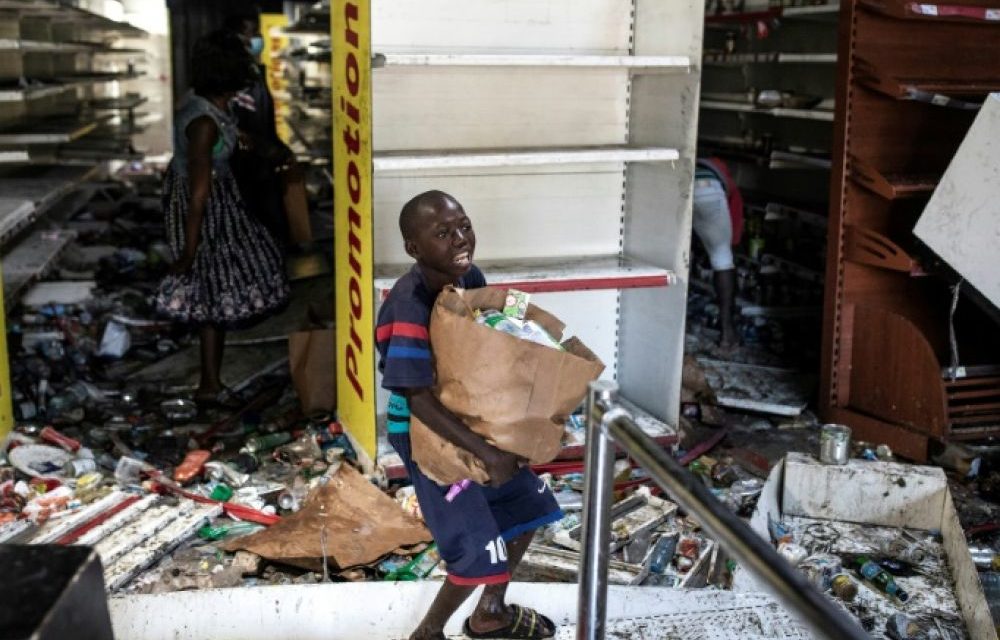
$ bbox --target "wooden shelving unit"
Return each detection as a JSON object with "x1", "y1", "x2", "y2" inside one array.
[{"x1": 820, "y1": 0, "x2": 1000, "y2": 460}]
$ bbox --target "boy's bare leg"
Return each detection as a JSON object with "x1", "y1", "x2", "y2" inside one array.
[
  {"x1": 468, "y1": 532, "x2": 553, "y2": 634},
  {"x1": 410, "y1": 581, "x2": 476, "y2": 640}
]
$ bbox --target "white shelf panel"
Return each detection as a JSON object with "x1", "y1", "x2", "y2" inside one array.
[
  {"x1": 374, "y1": 68, "x2": 631, "y2": 149},
  {"x1": 373, "y1": 146, "x2": 679, "y2": 172},
  {"x1": 374, "y1": 255, "x2": 676, "y2": 295},
  {"x1": 376, "y1": 53, "x2": 690, "y2": 70},
  {"x1": 374, "y1": 169, "x2": 625, "y2": 264},
  {"x1": 700, "y1": 100, "x2": 835, "y2": 122}
]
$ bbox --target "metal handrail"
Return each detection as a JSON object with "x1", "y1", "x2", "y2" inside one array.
[{"x1": 577, "y1": 380, "x2": 870, "y2": 640}]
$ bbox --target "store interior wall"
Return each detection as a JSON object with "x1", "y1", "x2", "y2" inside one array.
[{"x1": 165, "y1": 0, "x2": 285, "y2": 107}]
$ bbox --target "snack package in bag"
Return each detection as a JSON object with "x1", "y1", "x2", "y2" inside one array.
[{"x1": 410, "y1": 285, "x2": 605, "y2": 485}]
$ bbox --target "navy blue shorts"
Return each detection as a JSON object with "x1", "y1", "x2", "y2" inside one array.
[{"x1": 389, "y1": 432, "x2": 563, "y2": 585}]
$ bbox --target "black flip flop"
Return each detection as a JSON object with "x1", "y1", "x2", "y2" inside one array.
[{"x1": 462, "y1": 605, "x2": 556, "y2": 639}]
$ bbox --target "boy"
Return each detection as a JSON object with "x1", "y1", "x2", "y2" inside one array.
[{"x1": 377, "y1": 190, "x2": 563, "y2": 640}]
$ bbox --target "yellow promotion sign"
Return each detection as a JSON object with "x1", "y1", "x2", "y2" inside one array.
[
  {"x1": 0, "y1": 267, "x2": 13, "y2": 440},
  {"x1": 333, "y1": 0, "x2": 376, "y2": 460},
  {"x1": 260, "y1": 13, "x2": 291, "y2": 145}
]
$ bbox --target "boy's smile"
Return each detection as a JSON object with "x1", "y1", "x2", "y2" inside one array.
[{"x1": 404, "y1": 195, "x2": 476, "y2": 291}]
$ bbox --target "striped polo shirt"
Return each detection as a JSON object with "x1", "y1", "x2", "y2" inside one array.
[{"x1": 376, "y1": 263, "x2": 486, "y2": 433}]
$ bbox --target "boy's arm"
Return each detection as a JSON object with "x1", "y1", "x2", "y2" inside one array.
[{"x1": 407, "y1": 387, "x2": 520, "y2": 487}]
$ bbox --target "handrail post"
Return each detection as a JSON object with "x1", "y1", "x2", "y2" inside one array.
[{"x1": 577, "y1": 380, "x2": 619, "y2": 640}]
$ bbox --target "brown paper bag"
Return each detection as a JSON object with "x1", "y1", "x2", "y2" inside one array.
[
  {"x1": 288, "y1": 329, "x2": 336, "y2": 414},
  {"x1": 222, "y1": 464, "x2": 431, "y2": 571},
  {"x1": 410, "y1": 286, "x2": 605, "y2": 485}
]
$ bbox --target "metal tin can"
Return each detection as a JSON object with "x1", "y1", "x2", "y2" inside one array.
[
  {"x1": 819, "y1": 424, "x2": 851, "y2": 465},
  {"x1": 63, "y1": 458, "x2": 97, "y2": 477}
]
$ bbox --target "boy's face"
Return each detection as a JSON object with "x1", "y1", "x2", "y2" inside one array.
[{"x1": 405, "y1": 199, "x2": 476, "y2": 281}]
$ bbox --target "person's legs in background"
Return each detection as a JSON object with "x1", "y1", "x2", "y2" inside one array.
[
  {"x1": 197, "y1": 324, "x2": 226, "y2": 399},
  {"x1": 692, "y1": 177, "x2": 738, "y2": 348}
]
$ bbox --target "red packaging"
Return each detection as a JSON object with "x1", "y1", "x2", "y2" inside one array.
[
  {"x1": 174, "y1": 449, "x2": 212, "y2": 484},
  {"x1": 39, "y1": 426, "x2": 81, "y2": 453}
]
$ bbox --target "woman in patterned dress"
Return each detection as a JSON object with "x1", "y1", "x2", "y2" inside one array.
[{"x1": 157, "y1": 30, "x2": 289, "y2": 408}]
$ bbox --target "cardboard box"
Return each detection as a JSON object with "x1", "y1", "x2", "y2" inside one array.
[{"x1": 735, "y1": 452, "x2": 996, "y2": 639}]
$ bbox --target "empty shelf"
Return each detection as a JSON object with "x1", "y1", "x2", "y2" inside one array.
[
  {"x1": 705, "y1": 2, "x2": 839, "y2": 23},
  {"x1": 844, "y1": 224, "x2": 926, "y2": 276},
  {"x1": 373, "y1": 146, "x2": 680, "y2": 171},
  {"x1": 0, "y1": 198, "x2": 36, "y2": 243},
  {"x1": 856, "y1": 62, "x2": 999, "y2": 109},
  {"x1": 0, "y1": 38, "x2": 92, "y2": 52},
  {"x1": 0, "y1": 117, "x2": 99, "y2": 144},
  {"x1": 0, "y1": 84, "x2": 72, "y2": 102},
  {"x1": 375, "y1": 255, "x2": 677, "y2": 295},
  {"x1": 374, "y1": 53, "x2": 690, "y2": 71},
  {"x1": 704, "y1": 52, "x2": 836, "y2": 65},
  {"x1": 700, "y1": 100, "x2": 835, "y2": 121},
  {"x1": 848, "y1": 156, "x2": 939, "y2": 199},
  {"x1": 88, "y1": 95, "x2": 148, "y2": 110},
  {"x1": 2, "y1": 228, "x2": 77, "y2": 301},
  {"x1": 859, "y1": 0, "x2": 1000, "y2": 23}
]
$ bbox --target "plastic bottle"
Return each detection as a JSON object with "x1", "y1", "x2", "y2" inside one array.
[
  {"x1": 243, "y1": 432, "x2": 292, "y2": 454},
  {"x1": 852, "y1": 554, "x2": 909, "y2": 602},
  {"x1": 384, "y1": 544, "x2": 441, "y2": 581},
  {"x1": 648, "y1": 532, "x2": 680, "y2": 574}
]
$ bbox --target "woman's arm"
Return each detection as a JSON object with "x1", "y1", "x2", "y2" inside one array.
[{"x1": 172, "y1": 115, "x2": 218, "y2": 274}]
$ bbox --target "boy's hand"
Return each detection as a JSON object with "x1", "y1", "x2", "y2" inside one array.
[{"x1": 482, "y1": 448, "x2": 520, "y2": 488}]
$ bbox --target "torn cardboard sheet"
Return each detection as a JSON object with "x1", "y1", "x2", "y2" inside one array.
[{"x1": 222, "y1": 465, "x2": 431, "y2": 571}]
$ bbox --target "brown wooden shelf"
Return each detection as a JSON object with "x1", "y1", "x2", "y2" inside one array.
[
  {"x1": 945, "y1": 376, "x2": 1000, "y2": 438},
  {"x1": 859, "y1": 0, "x2": 1000, "y2": 23},
  {"x1": 848, "y1": 156, "x2": 939, "y2": 199},
  {"x1": 844, "y1": 224, "x2": 926, "y2": 275},
  {"x1": 855, "y1": 58, "x2": 1000, "y2": 108}
]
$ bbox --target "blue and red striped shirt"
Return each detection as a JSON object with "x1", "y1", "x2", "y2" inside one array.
[{"x1": 376, "y1": 264, "x2": 486, "y2": 394}]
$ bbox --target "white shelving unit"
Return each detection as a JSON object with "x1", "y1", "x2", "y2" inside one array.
[{"x1": 337, "y1": 0, "x2": 704, "y2": 454}]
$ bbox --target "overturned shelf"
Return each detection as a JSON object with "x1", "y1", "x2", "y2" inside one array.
[
  {"x1": 859, "y1": 0, "x2": 1000, "y2": 23},
  {"x1": 373, "y1": 146, "x2": 680, "y2": 172},
  {"x1": 848, "y1": 156, "x2": 939, "y2": 199},
  {"x1": 700, "y1": 100, "x2": 835, "y2": 122},
  {"x1": 374, "y1": 255, "x2": 677, "y2": 295},
  {"x1": 844, "y1": 224, "x2": 926, "y2": 276},
  {"x1": 374, "y1": 53, "x2": 690, "y2": 71},
  {"x1": 1, "y1": 228, "x2": 77, "y2": 301}
]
